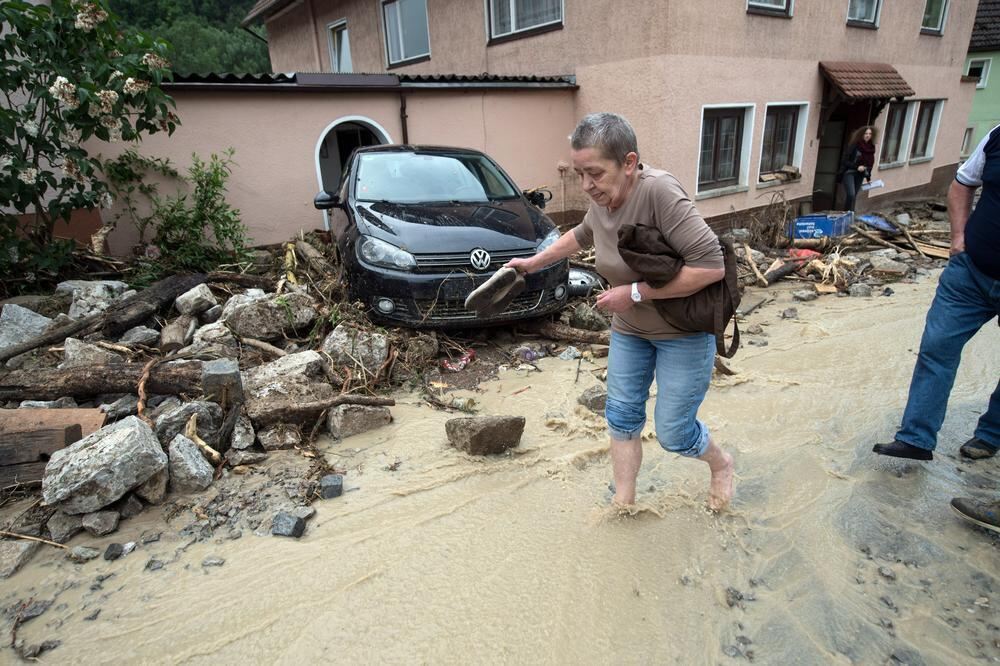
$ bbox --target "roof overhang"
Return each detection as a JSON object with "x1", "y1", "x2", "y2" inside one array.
[
  {"x1": 241, "y1": 0, "x2": 298, "y2": 27},
  {"x1": 162, "y1": 72, "x2": 578, "y2": 93},
  {"x1": 819, "y1": 61, "x2": 915, "y2": 101}
]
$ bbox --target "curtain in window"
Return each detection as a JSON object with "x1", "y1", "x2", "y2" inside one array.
[
  {"x1": 718, "y1": 117, "x2": 738, "y2": 181},
  {"x1": 922, "y1": 0, "x2": 946, "y2": 29},
  {"x1": 848, "y1": 0, "x2": 878, "y2": 22},
  {"x1": 491, "y1": 0, "x2": 512, "y2": 34},
  {"x1": 517, "y1": 0, "x2": 560, "y2": 28}
]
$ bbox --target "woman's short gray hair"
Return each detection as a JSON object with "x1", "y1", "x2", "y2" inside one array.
[{"x1": 570, "y1": 112, "x2": 639, "y2": 165}]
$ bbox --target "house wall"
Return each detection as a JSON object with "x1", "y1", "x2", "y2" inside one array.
[
  {"x1": 96, "y1": 87, "x2": 576, "y2": 254},
  {"x1": 965, "y1": 50, "x2": 1000, "y2": 151}
]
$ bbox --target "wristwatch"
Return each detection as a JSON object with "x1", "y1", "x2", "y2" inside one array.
[{"x1": 630, "y1": 282, "x2": 642, "y2": 303}]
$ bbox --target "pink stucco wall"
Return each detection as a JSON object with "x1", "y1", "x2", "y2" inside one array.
[{"x1": 95, "y1": 88, "x2": 576, "y2": 254}]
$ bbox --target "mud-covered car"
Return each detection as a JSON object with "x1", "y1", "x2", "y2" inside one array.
[{"x1": 314, "y1": 145, "x2": 569, "y2": 327}]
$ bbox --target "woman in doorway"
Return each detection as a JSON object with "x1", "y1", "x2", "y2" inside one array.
[
  {"x1": 506, "y1": 112, "x2": 734, "y2": 511},
  {"x1": 840, "y1": 125, "x2": 878, "y2": 212}
]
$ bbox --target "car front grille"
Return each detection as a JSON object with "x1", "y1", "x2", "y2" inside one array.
[
  {"x1": 411, "y1": 249, "x2": 535, "y2": 274},
  {"x1": 413, "y1": 289, "x2": 544, "y2": 321}
]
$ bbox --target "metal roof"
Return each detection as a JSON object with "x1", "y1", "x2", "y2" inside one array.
[
  {"x1": 164, "y1": 72, "x2": 577, "y2": 92},
  {"x1": 970, "y1": 0, "x2": 1000, "y2": 52}
]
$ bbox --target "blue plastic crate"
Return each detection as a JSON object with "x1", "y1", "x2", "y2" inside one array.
[{"x1": 787, "y1": 212, "x2": 853, "y2": 239}]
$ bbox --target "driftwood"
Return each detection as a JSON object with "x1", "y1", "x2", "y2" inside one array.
[
  {"x1": 159, "y1": 314, "x2": 196, "y2": 353},
  {"x1": 762, "y1": 260, "x2": 805, "y2": 285},
  {"x1": 207, "y1": 271, "x2": 274, "y2": 290},
  {"x1": 851, "y1": 225, "x2": 913, "y2": 256},
  {"x1": 887, "y1": 220, "x2": 927, "y2": 258},
  {"x1": 743, "y1": 243, "x2": 768, "y2": 287},
  {"x1": 0, "y1": 273, "x2": 207, "y2": 364},
  {"x1": 184, "y1": 414, "x2": 222, "y2": 465},
  {"x1": 252, "y1": 394, "x2": 395, "y2": 428},
  {"x1": 531, "y1": 321, "x2": 610, "y2": 346},
  {"x1": 0, "y1": 362, "x2": 203, "y2": 401},
  {"x1": 294, "y1": 240, "x2": 334, "y2": 274}
]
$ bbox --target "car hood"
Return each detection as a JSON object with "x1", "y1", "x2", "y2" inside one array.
[{"x1": 352, "y1": 200, "x2": 551, "y2": 253}]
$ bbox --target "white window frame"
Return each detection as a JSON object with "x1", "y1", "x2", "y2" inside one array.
[
  {"x1": 961, "y1": 127, "x2": 975, "y2": 157},
  {"x1": 696, "y1": 103, "x2": 756, "y2": 198},
  {"x1": 382, "y1": 0, "x2": 431, "y2": 67},
  {"x1": 756, "y1": 102, "x2": 809, "y2": 186},
  {"x1": 327, "y1": 19, "x2": 352, "y2": 73},
  {"x1": 908, "y1": 99, "x2": 944, "y2": 163},
  {"x1": 746, "y1": 0, "x2": 794, "y2": 16},
  {"x1": 846, "y1": 0, "x2": 882, "y2": 27},
  {"x1": 879, "y1": 101, "x2": 918, "y2": 169},
  {"x1": 968, "y1": 58, "x2": 992, "y2": 89},
  {"x1": 920, "y1": 0, "x2": 949, "y2": 33},
  {"x1": 486, "y1": 0, "x2": 564, "y2": 40}
]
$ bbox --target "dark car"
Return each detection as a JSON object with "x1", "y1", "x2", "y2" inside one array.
[{"x1": 314, "y1": 145, "x2": 569, "y2": 327}]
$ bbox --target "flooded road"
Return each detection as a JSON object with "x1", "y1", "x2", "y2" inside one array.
[{"x1": 3, "y1": 272, "x2": 999, "y2": 664}]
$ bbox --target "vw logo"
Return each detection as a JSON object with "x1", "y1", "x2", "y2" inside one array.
[{"x1": 470, "y1": 248, "x2": 491, "y2": 271}]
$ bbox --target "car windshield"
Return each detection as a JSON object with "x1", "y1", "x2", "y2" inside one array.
[{"x1": 354, "y1": 152, "x2": 520, "y2": 204}]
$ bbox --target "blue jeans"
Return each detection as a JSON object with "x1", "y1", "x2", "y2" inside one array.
[
  {"x1": 896, "y1": 253, "x2": 1000, "y2": 451},
  {"x1": 605, "y1": 330, "x2": 715, "y2": 457}
]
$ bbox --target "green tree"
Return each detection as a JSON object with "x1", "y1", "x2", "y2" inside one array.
[{"x1": 0, "y1": 0, "x2": 178, "y2": 285}]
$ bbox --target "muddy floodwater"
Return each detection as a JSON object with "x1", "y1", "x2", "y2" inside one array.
[{"x1": 2, "y1": 273, "x2": 999, "y2": 664}]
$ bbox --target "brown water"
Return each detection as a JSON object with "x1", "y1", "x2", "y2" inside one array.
[{"x1": 3, "y1": 274, "x2": 999, "y2": 664}]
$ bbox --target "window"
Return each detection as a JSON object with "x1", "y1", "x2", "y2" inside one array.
[
  {"x1": 909, "y1": 100, "x2": 943, "y2": 160},
  {"x1": 328, "y1": 21, "x2": 352, "y2": 73},
  {"x1": 881, "y1": 102, "x2": 909, "y2": 164},
  {"x1": 961, "y1": 127, "x2": 974, "y2": 156},
  {"x1": 921, "y1": 0, "x2": 948, "y2": 33},
  {"x1": 968, "y1": 59, "x2": 991, "y2": 89},
  {"x1": 847, "y1": 0, "x2": 881, "y2": 26},
  {"x1": 747, "y1": 0, "x2": 792, "y2": 17},
  {"x1": 489, "y1": 0, "x2": 562, "y2": 40},
  {"x1": 759, "y1": 106, "x2": 799, "y2": 177},
  {"x1": 383, "y1": 0, "x2": 430, "y2": 66},
  {"x1": 699, "y1": 108, "x2": 745, "y2": 189}
]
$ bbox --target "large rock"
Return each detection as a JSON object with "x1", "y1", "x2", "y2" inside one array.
[
  {"x1": 42, "y1": 416, "x2": 167, "y2": 515},
  {"x1": 0, "y1": 540, "x2": 39, "y2": 578},
  {"x1": 59, "y1": 338, "x2": 124, "y2": 369},
  {"x1": 321, "y1": 324, "x2": 388, "y2": 372},
  {"x1": 221, "y1": 291, "x2": 317, "y2": 341},
  {"x1": 0, "y1": 304, "x2": 52, "y2": 354},
  {"x1": 577, "y1": 386, "x2": 608, "y2": 413},
  {"x1": 445, "y1": 415, "x2": 525, "y2": 455},
  {"x1": 154, "y1": 401, "x2": 223, "y2": 448},
  {"x1": 168, "y1": 434, "x2": 214, "y2": 493},
  {"x1": 55, "y1": 280, "x2": 129, "y2": 319},
  {"x1": 243, "y1": 351, "x2": 327, "y2": 391},
  {"x1": 569, "y1": 303, "x2": 610, "y2": 331},
  {"x1": 243, "y1": 352, "x2": 336, "y2": 426},
  {"x1": 869, "y1": 256, "x2": 910, "y2": 278},
  {"x1": 230, "y1": 414, "x2": 256, "y2": 450},
  {"x1": 327, "y1": 404, "x2": 392, "y2": 439},
  {"x1": 174, "y1": 284, "x2": 217, "y2": 315},
  {"x1": 120, "y1": 326, "x2": 160, "y2": 346},
  {"x1": 220, "y1": 289, "x2": 267, "y2": 320},
  {"x1": 134, "y1": 468, "x2": 168, "y2": 504},
  {"x1": 192, "y1": 322, "x2": 237, "y2": 348},
  {"x1": 47, "y1": 512, "x2": 83, "y2": 543}
]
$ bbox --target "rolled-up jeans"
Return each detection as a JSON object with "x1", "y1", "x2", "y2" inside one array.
[
  {"x1": 605, "y1": 329, "x2": 715, "y2": 457},
  {"x1": 896, "y1": 252, "x2": 1000, "y2": 452}
]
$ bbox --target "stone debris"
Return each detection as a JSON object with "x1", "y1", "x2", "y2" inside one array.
[
  {"x1": 202, "y1": 556, "x2": 225, "y2": 567},
  {"x1": 82, "y1": 510, "x2": 120, "y2": 536},
  {"x1": 55, "y1": 279, "x2": 129, "y2": 319},
  {"x1": 319, "y1": 474, "x2": 344, "y2": 499},
  {"x1": 168, "y1": 434, "x2": 215, "y2": 493},
  {"x1": 577, "y1": 386, "x2": 608, "y2": 413},
  {"x1": 257, "y1": 424, "x2": 302, "y2": 451},
  {"x1": 222, "y1": 291, "x2": 317, "y2": 341},
  {"x1": 66, "y1": 546, "x2": 101, "y2": 563},
  {"x1": 134, "y1": 468, "x2": 168, "y2": 505},
  {"x1": 20, "y1": 397, "x2": 78, "y2": 409},
  {"x1": 154, "y1": 401, "x2": 223, "y2": 448},
  {"x1": 271, "y1": 511, "x2": 306, "y2": 538},
  {"x1": 174, "y1": 284, "x2": 218, "y2": 315},
  {"x1": 59, "y1": 337, "x2": 124, "y2": 368},
  {"x1": 47, "y1": 512, "x2": 83, "y2": 543},
  {"x1": 327, "y1": 404, "x2": 391, "y2": 439},
  {"x1": 445, "y1": 415, "x2": 525, "y2": 455},
  {"x1": 120, "y1": 325, "x2": 161, "y2": 346},
  {"x1": 321, "y1": 323, "x2": 388, "y2": 371},
  {"x1": 100, "y1": 394, "x2": 140, "y2": 420},
  {"x1": 0, "y1": 540, "x2": 40, "y2": 578}
]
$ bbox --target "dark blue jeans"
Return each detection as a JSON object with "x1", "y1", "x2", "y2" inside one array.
[
  {"x1": 896, "y1": 253, "x2": 1000, "y2": 451},
  {"x1": 843, "y1": 171, "x2": 864, "y2": 212}
]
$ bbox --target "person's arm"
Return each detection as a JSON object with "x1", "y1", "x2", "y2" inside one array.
[
  {"x1": 948, "y1": 180, "x2": 976, "y2": 256},
  {"x1": 594, "y1": 266, "x2": 724, "y2": 313},
  {"x1": 506, "y1": 230, "x2": 581, "y2": 274}
]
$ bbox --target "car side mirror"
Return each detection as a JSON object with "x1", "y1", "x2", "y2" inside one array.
[
  {"x1": 524, "y1": 189, "x2": 552, "y2": 209},
  {"x1": 314, "y1": 191, "x2": 341, "y2": 210}
]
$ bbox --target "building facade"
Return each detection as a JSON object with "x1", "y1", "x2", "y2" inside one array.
[
  {"x1": 964, "y1": 0, "x2": 1000, "y2": 155},
  {"x1": 244, "y1": 0, "x2": 977, "y2": 227}
]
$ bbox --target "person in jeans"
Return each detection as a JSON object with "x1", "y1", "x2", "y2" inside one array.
[
  {"x1": 507, "y1": 113, "x2": 734, "y2": 511},
  {"x1": 873, "y1": 124, "x2": 1000, "y2": 533},
  {"x1": 840, "y1": 126, "x2": 877, "y2": 212}
]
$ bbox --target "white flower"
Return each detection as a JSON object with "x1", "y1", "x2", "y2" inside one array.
[
  {"x1": 23, "y1": 120, "x2": 38, "y2": 137},
  {"x1": 64, "y1": 127, "x2": 82, "y2": 145},
  {"x1": 142, "y1": 53, "x2": 170, "y2": 70},
  {"x1": 63, "y1": 157, "x2": 84, "y2": 182},
  {"x1": 0, "y1": 155, "x2": 12, "y2": 171},
  {"x1": 48, "y1": 76, "x2": 80, "y2": 110},
  {"x1": 123, "y1": 77, "x2": 150, "y2": 95},
  {"x1": 97, "y1": 89, "x2": 118, "y2": 114},
  {"x1": 18, "y1": 168, "x2": 38, "y2": 184},
  {"x1": 74, "y1": 2, "x2": 108, "y2": 32},
  {"x1": 101, "y1": 192, "x2": 114, "y2": 209}
]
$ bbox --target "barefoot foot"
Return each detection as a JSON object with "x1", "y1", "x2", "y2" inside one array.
[{"x1": 708, "y1": 451, "x2": 734, "y2": 511}]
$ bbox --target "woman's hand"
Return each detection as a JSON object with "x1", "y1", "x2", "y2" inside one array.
[
  {"x1": 857, "y1": 165, "x2": 866, "y2": 172},
  {"x1": 594, "y1": 285, "x2": 634, "y2": 313},
  {"x1": 505, "y1": 256, "x2": 536, "y2": 274}
]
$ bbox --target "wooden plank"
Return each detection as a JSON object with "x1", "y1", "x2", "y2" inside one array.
[
  {"x1": 912, "y1": 241, "x2": 950, "y2": 259},
  {"x1": 0, "y1": 425, "x2": 82, "y2": 466},
  {"x1": 0, "y1": 461, "x2": 47, "y2": 489},
  {"x1": 0, "y1": 408, "x2": 106, "y2": 437}
]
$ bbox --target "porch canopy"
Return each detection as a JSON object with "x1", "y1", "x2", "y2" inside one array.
[{"x1": 817, "y1": 61, "x2": 914, "y2": 136}]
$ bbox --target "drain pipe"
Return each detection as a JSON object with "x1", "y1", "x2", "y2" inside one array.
[{"x1": 399, "y1": 92, "x2": 409, "y2": 145}]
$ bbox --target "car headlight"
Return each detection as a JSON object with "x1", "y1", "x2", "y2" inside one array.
[
  {"x1": 357, "y1": 236, "x2": 416, "y2": 270},
  {"x1": 536, "y1": 228, "x2": 560, "y2": 253}
]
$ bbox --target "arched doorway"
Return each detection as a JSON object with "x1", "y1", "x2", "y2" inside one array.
[{"x1": 315, "y1": 116, "x2": 393, "y2": 194}]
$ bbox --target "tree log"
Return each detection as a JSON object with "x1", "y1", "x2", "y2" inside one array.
[
  {"x1": 762, "y1": 260, "x2": 806, "y2": 285},
  {"x1": 531, "y1": 321, "x2": 610, "y2": 346},
  {"x1": 250, "y1": 394, "x2": 396, "y2": 428},
  {"x1": 294, "y1": 240, "x2": 334, "y2": 274},
  {"x1": 0, "y1": 273, "x2": 207, "y2": 364},
  {"x1": 207, "y1": 271, "x2": 275, "y2": 290},
  {"x1": 0, "y1": 362, "x2": 203, "y2": 401},
  {"x1": 159, "y1": 314, "x2": 196, "y2": 353}
]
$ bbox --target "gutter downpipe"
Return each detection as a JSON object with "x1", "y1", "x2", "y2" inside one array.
[{"x1": 399, "y1": 92, "x2": 409, "y2": 144}]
